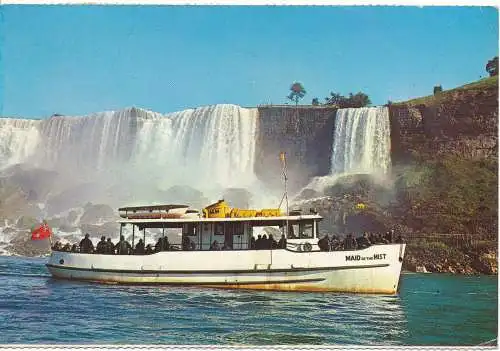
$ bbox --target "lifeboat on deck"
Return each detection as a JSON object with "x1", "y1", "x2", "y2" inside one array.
[{"x1": 118, "y1": 204, "x2": 190, "y2": 219}]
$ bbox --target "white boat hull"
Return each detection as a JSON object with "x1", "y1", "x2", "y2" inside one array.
[{"x1": 47, "y1": 244, "x2": 405, "y2": 294}]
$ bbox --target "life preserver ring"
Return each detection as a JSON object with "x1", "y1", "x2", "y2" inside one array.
[{"x1": 303, "y1": 242, "x2": 312, "y2": 252}]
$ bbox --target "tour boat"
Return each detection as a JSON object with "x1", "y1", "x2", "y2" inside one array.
[{"x1": 46, "y1": 199, "x2": 406, "y2": 294}]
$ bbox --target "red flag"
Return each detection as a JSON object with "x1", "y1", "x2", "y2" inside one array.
[{"x1": 31, "y1": 222, "x2": 52, "y2": 240}]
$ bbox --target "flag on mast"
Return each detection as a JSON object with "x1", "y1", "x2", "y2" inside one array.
[{"x1": 31, "y1": 221, "x2": 52, "y2": 241}]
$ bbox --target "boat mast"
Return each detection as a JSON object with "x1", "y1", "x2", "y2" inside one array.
[{"x1": 279, "y1": 152, "x2": 289, "y2": 237}]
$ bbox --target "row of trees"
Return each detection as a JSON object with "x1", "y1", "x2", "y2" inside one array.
[
  {"x1": 320, "y1": 91, "x2": 371, "y2": 108},
  {"x1": 285, "y1": 56, "x2": 497, "y2": 108},
  {"x1": 286, "y1": 81, "x2": 372, "y2": 108}
]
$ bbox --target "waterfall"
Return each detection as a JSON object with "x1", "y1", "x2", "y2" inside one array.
[
  {"x1": 330, "y1": 107, "x2": 391, "y2": 175},
  {"x1": 296, "y1": 106, "x2": 391, "y2": 197},
  {"x1": 0, "y1": 104, "x2": 259, "y2": 206},
  {"x1": 131, "y1": 104, "x2": 258, "y2": 190},
  {"x1": 0, "y1": 119, "x2": 42, "y2": 168}
]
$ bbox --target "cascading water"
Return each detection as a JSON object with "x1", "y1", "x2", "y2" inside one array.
[
  {"x1": 0, "y1": 104, "x2": 261, "y2": 204},
  {"x1": 331, "y1": 107, "x2": 391, "y2": 175},
  {"x1": 131, "y1": 104, "x2": 258, "y2": 191},
  {"x1": 0, "y1": 119, "x2": 41, "y2": 168},
  {"x1": 296, "y1": 106, "x2": 391, "y2": 196}
]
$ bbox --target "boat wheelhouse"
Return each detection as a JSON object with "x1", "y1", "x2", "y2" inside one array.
[{"x1": 46, "y1": 200, "x2": 406, "y2": 294}]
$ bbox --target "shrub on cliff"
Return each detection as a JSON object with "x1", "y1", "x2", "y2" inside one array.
[
  {"x1": 433, "y1": 85, "x2": 443, "y2": 95},
  {"x1": 394, "y1": 156, "x2": 497, "y2": 235},
  {"x1": 486, "y1": 56, "x2": 498, "y2": 77}
]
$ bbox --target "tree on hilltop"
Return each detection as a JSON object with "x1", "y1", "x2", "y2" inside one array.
[
  {"x1": 287, "y1": 82, "x2": 306, "y2": 106},
  {"x1": 486, "y1": 56, "x2": 498, "y2": 77},
  {"x1": 348, "y1": 92, "x2": 372, "y2": 108},
  {"x1": 325, "y1": 92, "x2": 345, "y2": 106}
]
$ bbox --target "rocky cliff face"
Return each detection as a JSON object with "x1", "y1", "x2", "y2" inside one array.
[
  {"x1": 255, "y1": 106, "x2": 337, "y2": 192},
  {"x1": 389, "y1": 77, "x2": 498, "y2": 164}
]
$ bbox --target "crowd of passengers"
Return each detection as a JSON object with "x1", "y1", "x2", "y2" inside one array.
[
  {"x1": 52, "y1": 230, "x2": 403, "y2": 254},
  {"x1": 51, "y1": 234, "x2": 178, "y2": 255},
  {"x1": 317, "y1": 231, "x2": 404, "y2": 252}
]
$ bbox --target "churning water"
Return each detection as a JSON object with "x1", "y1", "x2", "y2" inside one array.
[{"x1": 0, "y1": 256, "x2": 496, "y2": 345}]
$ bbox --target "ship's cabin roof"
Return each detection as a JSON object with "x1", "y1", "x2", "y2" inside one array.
[{"x1": 118, "y1": 214, "x2": 323, "y2": 229}]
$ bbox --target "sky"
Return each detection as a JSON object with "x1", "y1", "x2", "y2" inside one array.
[{"x1": 0, "y1": 5, "x2": 498, "y2": 118}]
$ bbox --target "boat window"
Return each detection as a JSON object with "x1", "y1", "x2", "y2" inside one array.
[
  {"x1": 286, "y1": 221, "x2": 313, "y2": 239},
  {"x1": 287, "y1": 223, "x2": 299, "y2": 239},
  {"x1": 226, "y1": 222, "x2": 244, "y2": 236},
  {"x1": 214, "y1": 223, "x2": 224, "y2": 236},
  {"x1": 299, "y1": 222, "x2": 314, "y2": 239},
  {"x1": 183, "y1": 223, "x2": 198, "y2": 236}
]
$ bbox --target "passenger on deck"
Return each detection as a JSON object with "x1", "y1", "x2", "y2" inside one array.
[
  {"x1": 96, "y1": 236, "x2": 107, "y2": 254},
  {"x1": 135, "y1": 239, "x2": 145, "y2": 255},
  {"x1": 210, "y1": 240, "x2": 220, "y2": 250},
  {"x1": 357, "y1": 232, "x2": 371, "y2": 249},
  {"x1": 278, "y1": 234, "x2": 287, "y2": 249},
  {"x1": 162, "y1": 237, "x2": 170, "y2": 251},
  {"x1": 250, "y1": 236, "x2": 256, "y2": 250},
  {"x1": 155, "y1": 237, "x2": 163, "y2": 252},
  {"x1": 182, "y1": 236, "x2": 193, "y2": 251},
  {"x1": 396, "y1": 235, "x2": 404, "y2": 243},
  {"x1": 105, "y1": 238, "x2": 115, "y2": 254},
  {"x1": 378, "y1": 233, "x2": 389, "y2": 244},
  {"x1": 261, "y1": 235, "x2": 268, "y2": 250},
  {"x1": 343, "y1": 233, "x2": 357, "y2": 250},
  {"x1": 384, "y1": 231, "x2": 393, "y2": 243},
  {"x1": 52, "y1": 241, "x2": 62, "y2": 251},
  {"x1": 79, "y1": 233, "x2": 94, "y2": 253},
  {"x1": 268, "y1": 234, "x2": 277, "y2": 249},
  {"x1": 71, "y1": 243, "x2": 79, "y2": 253},
  {"x1": 255, "y1": 235, "x2": 263, "y2": 250},
  {"x1": 330, "y1": 235, "x2": 341, "y2": 251},
  {"x1": 62, "y1": 243, "x2": 71, "y2": 252},
  {"x1": 115, "y1": 235, "x2": 132, "y2": 255},
  {"x1": 318, "y1": 235, "x2": 330, "y2": 251},
  {"x1": 145, "y1": 244, "x2": 154, "y2": 255},
  {"x1": 368, "y1": 232, "x2": 376, "y2": 244}
]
